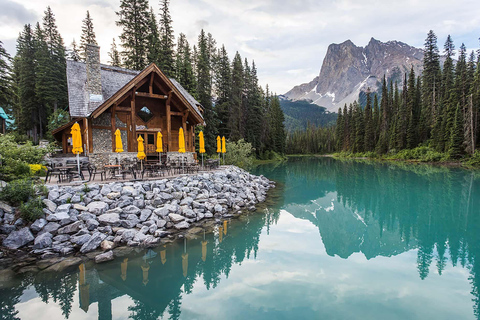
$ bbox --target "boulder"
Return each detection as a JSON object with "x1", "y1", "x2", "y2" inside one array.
[
  {"x1": 33, "y1": 232, "x2": 53, "y2": 249},
  {"x1": 121, "y1": 229, "x2": 136, "y2": 242},
  {"x1": 70, "y1": 234, "x2": 92, "y2": 246},
  {"x1": 86, "y1": 201, "x2": 109, "y2": 215},
  {"x1": 73, "y1": 204, "x2": 88, "y2": 211},
  {"x1": 123, "y1": 205, "x2": 141, "y2": 215},
  {"x1": 86, "y1": 219, "x2": 99, "y2": 231},
  {"x1": 57, "y1": 221, "x2": 83, "y2": 234},
  {"x1": 80, "y1": 232, "x2": 107, "y2": 253},
  {"x1": 101, "y1": 240, "x2": 115, "y2": 251},
  {"x1": 46, "y1": 211, "x2": 70, "y2": 222},
  {"x1": 42, "y1": 222, "x2": 60, "y2": 234},
  {"x1": 42, "y1": 199, "x2": 57, "y2": 212},
  {"x1": 139, "y1": 209, "x2": 152, "y2": 222},
  {"x1": 95, "y1": 250, "x2": 114, "y2": 263},
  {"x1": 98, "y1": 213, "x2": 121, "y2": 226},
  {"x1": 168, "y1": 213, "x2": 185, "y2": 223},
  {"x1": 174, "y1": 221, "x2": 190, "y2": 229},
  {"x1": 30, "y1": 218, "x2": 48, "y2": 233},
  {"x1": 106, "y1": 192, "x2": 121, "y2": 200},
  {"x1": 3, "y1": 227, "x2": 34, "y2": 249}
]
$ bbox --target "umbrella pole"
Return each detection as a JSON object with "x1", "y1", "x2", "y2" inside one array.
[
  {"x1": 201, "y1": 154, "x2": 204, "y2": 169},
  {"x1": 76, "y1": 153, "x2": 81, "y2": 175}
]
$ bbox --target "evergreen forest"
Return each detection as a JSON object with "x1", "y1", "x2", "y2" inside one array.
[
  {"x1": 286, "y1": 31, "x2": 480, "y2": 164},
  {"x1": 0, "y1": 0, "x2": 286, "y2": 158}
]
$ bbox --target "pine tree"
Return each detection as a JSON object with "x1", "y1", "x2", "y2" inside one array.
[
  {"x1": 116, "y1": 0, "x2": 149, "y2": 70},
  {"x1": 79, "y1": 10, "x2": 97, "y2": 61},
  {"x1": 354, "y1": 101, "x2": 364, "y2": 152},
  {"x1": 69, "y1": 39, "x2": 80, "y2": 61},
  {"x1": 146, "y1": 8, "x2": 161, "y2": 65},
  {"x1": 214, "y1": 44, "x2": 231, "y2": 138},
  {"x1": 335, "y1": 107, "x2": 344, "y2": 150},
  {"x1": 422, "y1": 30, "x2": 441, "y2": 136},
  {"x1": 376, "y1": 76, "x2": 389, "y2": 153},
  {"x1": 406, "y1": 67, "x2": 418, "y2": 148},
  {"x1": 372, "y1": 94, "x2": 380, "y2": 145},
  {"x1": 269, "y1": 96, "x2": 286, "y2": 154},
  {"x1": 108, "y1": 38, "x2": 121, "y2": 67},
  {"x1": 33, "y1": 22, "x2": 51, "y2": 138},
  {"x1": 229, "y1": 51, "x2": 243, "y2": 141},
  {"x1": 342, "y1": 104, "x2": 349, "y2": 150},
  {"x1": 196, "y1": 29, "x2": 217, "y2": 153},
  {"x1": 449, "y1": 103, "x2": 465, "y2": 158},
  {"x1": 158, "y1": 0, "x2": 175, "y2": 76},
  {"x1": 245, "y1": 61, "x2": 264, "y2": 153},
  {"x1": 175, "y1": 33, "x2": 196, "y2": 95},
  {"x1": 0, "y1": 41, "x2": 12, "y2": 107},
  {"x1": 364, "y1": 89, "x2": 374, "y2": 151}
]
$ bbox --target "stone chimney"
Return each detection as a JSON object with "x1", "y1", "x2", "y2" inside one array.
[{"x1": 86, "y1": 44, "x2": 102, "y2": 98}]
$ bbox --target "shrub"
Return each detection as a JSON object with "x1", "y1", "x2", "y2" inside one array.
[
  {"x1": 224, "y1": 139, "x2": 255, "y2": 169},
  {"x1": 19, "y1": 197, "x2": 45, "y2": 222},
  {"x1": 29, "y1": 164, "x2": 47, "y2": 176},
  {"x1": 0, "y1": 179, "x2": 36, "y2": 206},
  {"x1": 465, "y1": 151, "x2": 480, "y2": 167}
]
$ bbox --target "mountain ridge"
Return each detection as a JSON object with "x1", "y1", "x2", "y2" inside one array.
[{"x1": 284, "y1": 38, "x2": 424, "y2": 112}]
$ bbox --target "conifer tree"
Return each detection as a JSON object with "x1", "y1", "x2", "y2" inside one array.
[
  {"x1": 0, "y1": 41, "x2": 12, "y2": 107},
  {"x1": 269, "y1": 96, "x2": 286, "y2": 154},
  {"x1": 364, "y1": 89, "x2": 374, "y2": 151},
  {"x1": 449, "y1": 104, "x2": 465, "y2": 158},
  {"x1": 196, "y1": 29, "x2": 217, "y2": 153},
  {"x1": 372, "y1": 94, "x2": 380, "y2": 144},
  {"x1": 422, "y1": 30, "x2": 441, "y2": 135},
  {"x1": 342, "y1": 103, "x2": 349, "y2": 150},
  {"x1": 158, "y1": 0, "x2": 175, "y2": 76},
  {"x1": 80, "y1": 11, "x2": 97, "y2": 61},
  {"x1": 229, "y1": 51, "x2": 243, "y2": 141},
  {"x1": 146, "y1": 8, "x2": 161, "y2": 65},
  {"x1": 69, "y1": 39, "x2": 80, "y2": 61},
  {"x1": 116, "y1": 0, "x2": 149, "y2": 70},
  {"x1": 108, "y1": 38, "x2": 121, "y2": 67},
  {"x1": 354, "y1": 101, "x2": 364, "y2": 152},
  {"x1": 335, "y1": 107, "x2": 344, "y2": 150},
  {"x1": 213, "y1": 44, "x2": 231, "y2": 138},
  {"x1": 406, "y1": 67, "x2": 418, "y2": 148},
  {"x1": 245, "y1": 61, "x2": 264, "y2": 153},
  {"x1": 33, "y1": 22, "x2": 51, "y2": 138},
  {"x1": 175, "y1": 33, "x2": 196, "y2": 95},
  {"x1": 376, "y1": 76, "x2": 389, "y2": 153}
]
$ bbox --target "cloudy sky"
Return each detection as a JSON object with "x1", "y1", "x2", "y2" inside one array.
[{"x1": 1, "y1": 0, "x2": 479, "y2": 94}]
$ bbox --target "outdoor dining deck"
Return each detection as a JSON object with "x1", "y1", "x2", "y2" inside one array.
[{"x1": 44, "y1": 157, "x2": 221, "y2": 186}]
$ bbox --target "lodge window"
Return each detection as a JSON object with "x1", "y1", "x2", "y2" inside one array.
[{"x1": 137, "y1": 106, "x2": 154, "y2": 123}]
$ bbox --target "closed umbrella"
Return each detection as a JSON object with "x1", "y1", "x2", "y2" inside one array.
[
  {"x1": 71, "y1": 123, "x2": 83, "y2": 176},
  {"x1": 137, "y1": 135, "x2": 146, "y2": 173},
  {"x1": 156, "y1": 131, "x2": 163, "y2": 165},
  {"x1": 199, "y1": 131, "x2": 205, "y2": 168},
  {"x1": 179, "y1": 128, "x2": 185, "y2": 172},
  {"x1": 115, "y1": 129, "x2": 123, "y2": 164},
  {"x1": 216, "y1": 136, "x2": 221, "y2": 163},
  {"x1": 222, "y1": 136, "x2": 226, "y2": 165}
]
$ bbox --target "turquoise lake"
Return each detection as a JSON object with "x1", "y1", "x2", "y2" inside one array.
[{"x1": 1, "y1": 157, "x2": 480, "y2": 319}]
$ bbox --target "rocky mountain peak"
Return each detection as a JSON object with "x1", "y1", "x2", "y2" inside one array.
[{"x1": 284, "y1": 38, "x2": 424, "y2": 112}]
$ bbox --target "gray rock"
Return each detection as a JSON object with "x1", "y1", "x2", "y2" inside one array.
[
  {"x1": 80, "y1": 232, "x2": 107, "y2": 253},
  {"x1": 58, "y1": 221, "x2": 83, "y2": 234},
  {"x1": 123, "y1": 205, "x2": 141, "y2": 215},
  {"x1": 57, "y1": 193, "x2": 73, "y2": 204},
  {"x1": 157, "y1": 219, "x2": 167, "y2": 228},
  {"x1": 107, "y1": 192, "x2": 121, "y2": 200},
  {"x1": 95, "y1": 250, "x2": 114, "y2": 263},
  {"x1": 43, "y1": 199, "x2": 57, "y2": 212},
  {"x1": 153, "y1": 207, "x2": 169, "y2": 217},
  {"x1": 174, "y1": 221, "x2": 190, "y2": 229},
  {"x1": 133, "y1": 232, "x2": 147, "y2": 242},
  {"x1": 158, "y1": 192, "x2": 173, "y2": 201},
  {"x1": 33, "y1": 232, "x2": 53, "y2": 249},
  {"x1": 86, "y1": 219, "x2": 99, "y2": 231},
  {"x1": 154, "y1": 230, "x2": 169, "y2": 238},
  {"x1": 180, "y1": 197, "x2": 194, "y2": 206},
  {"x1": 70, "y1": 234, "x2": 91, "y2": 246},
  {"x1": 87, "y1": 201, "x2": 109, "y2": 215},
  {"x1": 121, "y1": 229, "x2": 136, "y2": 242},
  {"x1": 139, "y1": 209, "x2": 152, "y2": 222},
  {"x1": 3, "y1": 227, "x2": 34, "y2": 249},
  {"x1": 46, "y1": 211, "x2": 70, "y2": 222},
  {"x1": 183, "y1": 208, "x2": 196, "y2": 218},
  {"x1": 132, "y1": 199, "x2": 145, "y2": 209},
  {"x1": 101, "y1": 240, "x2": 115, "y2": 251},
  {"x1": 100, "y1": 185, "x2": 112, "y2": 195},
  {"x1": 48, "y1": 190, "x2": 60, "y2": 201},
  {"x1": 168, "y1": 213, "x2": 185, "y2": 223},
  {"x1": 214, "y1": 204, "x2": 224, "y2": 213},
  {"x1": 30, "y1": 218, "x2": 48, "y2": 233},
  {"x1": 79, "y1": 212, "x2": 96, "y2": 221},
  {"x1": 42, "y1": 222, "x2": 60, "y2": 234},
  {"x1": 53, "y1": 234, "x2": 70, "y2": 242},
  {"x1": 73, "y1": 204, "x2": 88, "y2": 211},
  {"x1": 98, "y1": 213, "x2": 121, "y2": 226}
]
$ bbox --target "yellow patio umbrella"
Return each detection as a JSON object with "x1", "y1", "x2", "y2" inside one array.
[
  {"x1": 199, "y1": 131, "x2": 205, "y2": 168},
  {"x1": 71, "y1": 123, "x2": 83, "y2": 176},
  {"x1": 137, "y1": 135, "x2": 146, "y2": 160},
  {"x1": 216, "y1": 136, "x2": 221, "y2": 153},
  {"x1": 223, "y1": 220, "x2": 228, "y2": 235},
  {"x1": 156, "y1": 131, "x2": 163, "y2": 165},
  {"x1": 178, "y1": 128, "x2": 185, "y2": 153},
  {"x1": 221, "y1": 136, "x2": 226, "y2": 165},
  {"x1": 114, "y1": 129, "x2": 124, "y2": 153}
]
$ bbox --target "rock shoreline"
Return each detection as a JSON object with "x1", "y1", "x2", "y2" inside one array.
[{"x1": 0, "y1": 166, "x2": 274, "y2": 267}]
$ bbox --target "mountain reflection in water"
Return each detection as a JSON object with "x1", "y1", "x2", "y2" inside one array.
[{"x1": 1, "y1": 157, "x2": 480, "y2": 319}]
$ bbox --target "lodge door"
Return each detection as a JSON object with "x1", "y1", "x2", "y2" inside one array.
[{"x1": 137, "y1": 132, "x2": 156, "y2": 154}]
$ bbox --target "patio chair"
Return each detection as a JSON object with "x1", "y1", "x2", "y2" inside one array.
[
  {"x1": 45, "y1": 166, "x2": 63, "y2": 183},
  {"x1": 87, "y1": 164, "x2": 106, "y2": 181}
]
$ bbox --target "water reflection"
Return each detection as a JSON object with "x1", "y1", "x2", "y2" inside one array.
[{"x1": 2, "y1": 157, "x2": 480, "y2": 319}]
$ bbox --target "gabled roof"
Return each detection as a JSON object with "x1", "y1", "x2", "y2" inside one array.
[{"x1": 66, "y1": 61, "x2": 204, "y2": 123}]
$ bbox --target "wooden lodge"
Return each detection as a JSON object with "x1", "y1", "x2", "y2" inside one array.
[{"x1": 52, "y1": 44, "x2": 204, "y2": 163}]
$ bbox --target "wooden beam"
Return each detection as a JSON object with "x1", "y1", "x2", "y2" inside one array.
[
  {"x1": 130, "y1": 88, "x2": 137, "y2": 152},
  {"x1": 83, "y1": 118, "x2": 88, "y2": 155},
  {"x1": 166, "y1": 90, "x2": 172, "y2": 151},
  {"x1": 149, "y1": 72, "x2": 154, "y2": 94},
  {"x1": 115, "y1": 106, "x2": 131, "y2": 113},
  {"x1": 182, "y1": 110, "x2": 189, "y2": 150},
  {"x1": 92, "y1": 125, "x2": 112, "y2": 130},
  {"x1": 170, "y1": 111, "x2": 183, "y2": 116},
  {"x1": 111, "y1": 104, "x2": 116, "y2": 152},
  {"x1": 135, "y1": 92, "x2": 168, "y2": 99},
  {"x1": 88, "y1": 118, "x2": 93, "y2": 153}
]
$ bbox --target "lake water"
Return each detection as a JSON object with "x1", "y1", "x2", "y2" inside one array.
[{"x1": 1, "y1": 157, "x2": 479, "y2": 319}]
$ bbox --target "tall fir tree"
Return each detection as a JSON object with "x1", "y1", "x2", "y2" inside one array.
[
  {"x1": 158, "y1": 0, "x2": 175, "y2": 76},
  {"x1": 196, "y1": 29, "x2": 217, "y2": 153},
  {"x1": 108, "y1": 38, "x2": 121, "y2": 67},
  {"x1": 69, "y1": 39, "x2": 80, "y2": 61},
  {"x1": 245, "y1": 61, "x2": 264, "y2": 154},
  {"x1": 146, "y1": 7, "x2": 161, "y2": 65},
  {"x1": 449, "y1": 103, "x2": 465, "y2": 158},
  {"x1": 116, "y1": 0, "x2": 149, "y2": 70},
  {"x1": 175, "y1": 33, "x2": 196, "y2": 95},
  {"x1": 364, "y1": 89, "x2": 374, "y2": 152},
  {"x1": 406, "y1": 67, "x2": 418, "y2": 149},
  {"x1": 213, "y1": 44, "x2": 231, "y2": 138},
  {"x1": 0, "y1": 41, "x2": 12, "y2": 107},
  {"x1": 79, "y1": 10, "x2": 97, "y2": 61},
  {"x1": 229, "y1": 52, "x2": 244, "y2": 141},
  {"x1": 422, "y1": 30, "x2": 441, "y2": 137}
]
